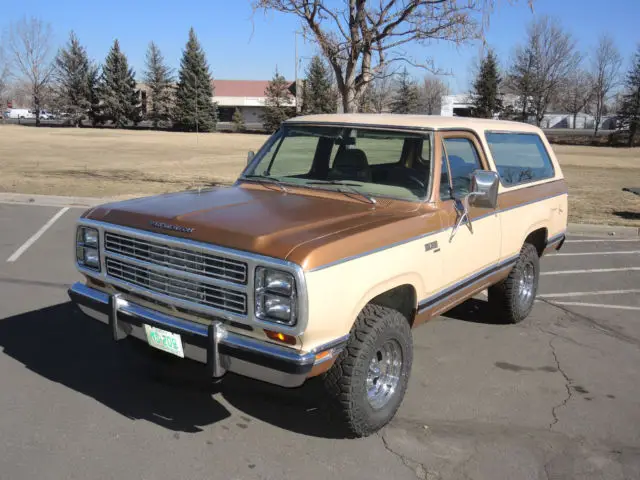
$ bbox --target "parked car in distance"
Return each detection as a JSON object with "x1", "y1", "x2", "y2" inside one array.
[
  {"x1": 6, "y1": 108, "x2": 35, "y2": 119},
  {"x1": 68, "y1": 114, "x2": 568, "y2": 437}
]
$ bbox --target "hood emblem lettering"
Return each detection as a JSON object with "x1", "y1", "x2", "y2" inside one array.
[{"x1": 150, "y1": 221, "x2": 195, "y2": 234}]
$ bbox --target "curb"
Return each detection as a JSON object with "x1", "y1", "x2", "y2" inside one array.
[
  {"x1": 0, "y1": 192, "x2": 112, "y2": 209},
  {"x1": 567, "y1": 222, "x2": 640, "y2": 238}
]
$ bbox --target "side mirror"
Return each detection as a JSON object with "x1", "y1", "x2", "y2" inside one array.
[
  {"x1": 468, "y1": 170, "x2": 499, "y2": 209},
  {"x1": 247, "y1": 151, "x2": 255, "y2": 165}
]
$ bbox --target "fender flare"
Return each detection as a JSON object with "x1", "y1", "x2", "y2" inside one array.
[{"x1": 349, "y1": 272, "x2": 423, "y2": 325}]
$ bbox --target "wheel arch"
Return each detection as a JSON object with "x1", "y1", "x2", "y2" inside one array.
[
  {"x1": 350, "y1": 274, "x2": 422, "y2": 329},
  {"x1": 523, "y1": 226, "x2": 548, "y2": 257}
]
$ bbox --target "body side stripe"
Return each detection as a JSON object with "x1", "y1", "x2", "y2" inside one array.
[
  {"x1": 546, "y1": 232, "x2": 566, "y2": 246},
  {"x1": 417, "y1": 254, "x2": 519, "y2": 312},
  {"x1": 307, "y1": 225, "x2": 448, "y2": 272},
  {"x1": 308, "y1": 190, "x2": 567, "y2": 273}
]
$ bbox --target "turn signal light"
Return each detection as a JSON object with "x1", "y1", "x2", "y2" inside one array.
[
  {"x1": 264, "y1": 330, "x2": 297, "y2": 345},
  {"x1": 314, "y1": 350, "x2": 332, "y2": 362}
]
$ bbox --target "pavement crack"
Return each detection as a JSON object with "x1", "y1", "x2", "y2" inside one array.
[
  {"x1": 378, "y1": 430, "x2": 429, "y2": 479},
  {"x1": 547, "y1": 337, "x2": 573, "y2": 430}
]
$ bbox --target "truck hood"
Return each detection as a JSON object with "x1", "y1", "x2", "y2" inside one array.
[{"x1": 83, "y1": 185, "x2": 428, "y2": 269}]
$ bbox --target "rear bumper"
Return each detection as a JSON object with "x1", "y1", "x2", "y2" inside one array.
[{"x1": 68, "y1": 282, "x2": 344, "y2": 387}]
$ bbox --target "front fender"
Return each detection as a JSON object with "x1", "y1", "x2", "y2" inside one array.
[{"x1": 349, "y1": 273, "x2": 423, "y2": 324}]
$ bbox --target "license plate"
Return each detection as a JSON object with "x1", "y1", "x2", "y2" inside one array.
[{"x1": 144, "y1": 325, "x2": 184, "y2": 358}]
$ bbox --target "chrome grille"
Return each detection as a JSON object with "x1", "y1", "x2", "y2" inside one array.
[
  {"x1": 106, "y1": 257, "x2": 247, "y2": 314},
  {"x1": 105, "y1": 232, "x2": 247, "y2": 284}
]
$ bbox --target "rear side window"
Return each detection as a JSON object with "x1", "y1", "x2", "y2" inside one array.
[{"x1": 485, "y1": 133, "x2": 555, "y2": 186}]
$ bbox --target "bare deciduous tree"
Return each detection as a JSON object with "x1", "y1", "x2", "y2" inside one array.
[
  {"x1": 253, "y1": 0, "x2": 530, "y2": 113},
  {"x1": 506, "y1": 40, "x2": 536, "y2": 121},
  {"x1": 560, "y1": 69, "x2": 593, "y2": 129},
  {"x1": 508, "y1": 16, "x2": 581, "y2": 126},
  {"x1": 591, "y1": 34, "x2": 622, "y2": 135},
  {"x1": 360, "y1": 69, "x2": 393, "y2": 112},
  {"x1": 0, "y1": 47, "x2": 9, "y2": 109},
  {"x1": 7, "y1": 17, "x2": 55, "y2": 126},
  {"x1": 421, "y1": 75, "x2": 448, "y2": 114}
]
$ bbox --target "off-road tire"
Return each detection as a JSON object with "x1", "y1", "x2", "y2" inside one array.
[
  {"x1": 323, "y1": 304, "x2": 413, "y2": 437},
  {"x1": 489, "y1": 242, "x2": 540, "y2": 324}
]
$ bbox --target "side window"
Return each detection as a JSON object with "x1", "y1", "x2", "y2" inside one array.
[
  {"x1": 485, "y1": 133, "x2": 555, "y2": 186},
  {"x1": 441, "y1": 137, "x2": 482, "y2": 199}
]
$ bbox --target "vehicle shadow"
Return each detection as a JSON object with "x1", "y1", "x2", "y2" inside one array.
[
  {"x1": 441, "y1": 297, "x2": 506, "y2": 325},
  {"x1": 613, "y1": 210, "x2": 640, "y2": 221},
  {"x1": 0, "y1": 302, "x2": 345, "y2": 438}
]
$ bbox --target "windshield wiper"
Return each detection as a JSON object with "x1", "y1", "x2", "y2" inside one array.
[
  {"x1": 241, "y1": 174, "x2": 288, "y2": 193},
  {"x1": 306, "y1": 180, "x2": 376, "y2": 205}
]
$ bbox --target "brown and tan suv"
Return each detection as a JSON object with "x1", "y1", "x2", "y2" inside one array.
[{"x1": 69, "y1": 114, "x2": 568, "y2": 436}]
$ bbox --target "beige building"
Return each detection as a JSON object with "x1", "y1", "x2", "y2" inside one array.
[{"x1": 213, "y1": 79, "x2": 296, "y2": 126}]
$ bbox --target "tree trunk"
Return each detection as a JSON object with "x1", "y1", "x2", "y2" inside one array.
[
  {"x1": 594, "y1": 96, "x2": 602, "y2": 136},
  {"x1": 341, "y1": 85, "x2": 358, "y2": 113},
  {"x1": 573, "y1": 112, "x2": 578, "y2": 129}
]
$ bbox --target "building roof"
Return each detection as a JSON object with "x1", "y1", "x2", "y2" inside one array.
[
  {"x1": 213, "y1": 80, "x2": 272, "y2": 98},
  {"x1": 285, "y1": 113, "x2": 542, "y2": 133}
]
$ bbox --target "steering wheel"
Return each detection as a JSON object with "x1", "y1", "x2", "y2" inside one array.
[{"x1": 407, "y1": 175, "x2": 426, "y2": 189}]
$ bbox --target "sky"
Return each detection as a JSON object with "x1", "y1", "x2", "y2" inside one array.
[{"x1": 1, "y1": 0, "x2": 639, "y2": 94}]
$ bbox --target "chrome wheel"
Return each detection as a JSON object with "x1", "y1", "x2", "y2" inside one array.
[
  {"x1": 518, "y1": 262, "x2": 535, "y2": 306},
  {"x1": 366, "y1": 339, "x2": 403, "y2": 409}
]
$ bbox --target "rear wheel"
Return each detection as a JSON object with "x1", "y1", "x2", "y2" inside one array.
[
  {"x1": 323, "y1": 304, "x2": 413, "y2": 437},
  {"x1": 489, "y1": 243, "x2": 540, "y2": 324}
]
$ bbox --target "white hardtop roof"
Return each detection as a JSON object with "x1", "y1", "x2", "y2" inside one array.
[{"x1": 285, "y1": 113, "x2": 542, "y2": 134}]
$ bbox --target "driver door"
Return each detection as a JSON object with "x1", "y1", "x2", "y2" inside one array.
[{"x1": 432, "y1": 131, "x2": 501, "y2": 314}]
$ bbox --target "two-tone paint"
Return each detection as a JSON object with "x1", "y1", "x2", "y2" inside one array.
[{"x1": 76, "y1": 115, "x2": 567, "y2": 370}]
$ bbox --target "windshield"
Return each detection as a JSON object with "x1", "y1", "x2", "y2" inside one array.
[{"x1": 242, "y1": 125, "x2": 433, "y2": 202}]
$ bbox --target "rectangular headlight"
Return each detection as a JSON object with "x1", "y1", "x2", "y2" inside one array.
[
  {"x1": 83, "y1": 248, "x2": 100, "y2": 268},
  {"x1": 83, "y1": 228, "x2": 99, "y2": 247},
  {"x1": 255, "y1": 267, "x2": 297, "y2": 325},
  {"x1": 76, "y1": 226, "x2": 100, "y2": 271}
]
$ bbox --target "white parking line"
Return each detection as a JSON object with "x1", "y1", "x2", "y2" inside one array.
[
  {"x1": 540, "y1": 289, "x2": 640, "y2": 298},
  {"x1": 552, "y1": 301, "x2": 640, "y2": 311},
  {"x1": 554, "y1": 250, "x2": 640, "y2": 257},
  {"x1": 566, "y1": 239, "x2": 640, "y2": 243},
  {"x1": 542, "y1": 267, "x2": 640, "y2": 275},
  {"x1": 6, "y1": 207, "x2": 70, "y2": 262}
]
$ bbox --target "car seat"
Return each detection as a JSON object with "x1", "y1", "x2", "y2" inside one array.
[{"x1": 328, "y1": 148, "x2": 372, "y2": 182}]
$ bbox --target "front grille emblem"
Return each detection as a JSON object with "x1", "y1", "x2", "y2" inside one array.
[{"x1": 150, "y1": 221, "x2": 195, "y2": 234}]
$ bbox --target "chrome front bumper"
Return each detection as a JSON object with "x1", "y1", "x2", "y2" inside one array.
[{"x1": 68, "y1": 282, "x2": 343, "y2": 388}]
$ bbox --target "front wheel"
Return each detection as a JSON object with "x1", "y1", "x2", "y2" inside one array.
[
  {"x1": 489, "y1": 243, "x2": 540, "y2": 324},
  {"x1": 323, "y1": 304, "x2": 413, "y2": 437}
]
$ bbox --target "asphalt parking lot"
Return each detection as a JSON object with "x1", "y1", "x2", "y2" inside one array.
[{"x1": 1, "y1": 200, "x2": 639, "y2": 480}]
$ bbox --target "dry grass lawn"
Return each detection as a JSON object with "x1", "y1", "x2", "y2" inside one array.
[{"x1": 0, "y1": 125, "x2": 638, "y2": 226}]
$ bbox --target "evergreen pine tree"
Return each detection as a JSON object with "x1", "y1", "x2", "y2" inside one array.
[
  {"x1": 143, "y1": 41, "x2": 174, "y2": 128},
  {"x1": 470, "y1": 49, "x2": 504, "y2": 118},
  {"x1": 262, "y1": 69, "x2": 294, "y2": 133},
  {"x1": 618, "y1": 46, "x2": 640, "y2": 147},
  {"x1": 173, "y1": 28, "x2": 217, "y2": 132},
  {"x1": 86, "y1": 64, "x2": 101, "y2": 125},
  {"x1": 232, "y1": 107, "x2": 245, "y2": 132},
  {"x1": 54, "y1": 31, "x2": 94, "y2": 126},
  {"x1": 301, "y1": 55, "x2": 336, "y2": 114},
  {"x1": 99, "y1": 39, "x2": 140, "y2": 128},
  {"x1": 390, "y1": 68, "x2": 420, "y2": 114}
]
